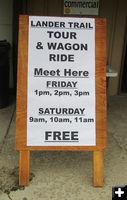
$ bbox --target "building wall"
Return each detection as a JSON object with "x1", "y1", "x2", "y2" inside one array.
[
  {"x1": 26, "y1": 0, "x2": 127, "y2": 95},
  {"x1": 100, "y1": 0, "x2": 127, "y2": 95},
  {"x1": 0, "y1": 0, "x2": 13, "y2": 88}
]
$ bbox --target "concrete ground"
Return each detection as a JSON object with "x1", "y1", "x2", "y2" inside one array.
[{"x1": 0, "y1": 95, "x2": 127, "y2": 200}]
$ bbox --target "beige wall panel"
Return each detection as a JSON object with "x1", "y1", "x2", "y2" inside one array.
[
  {"x1": 99, "y1": 0, "x2": 118, "y2": 64},
  {"x1": 100, "y1": 0, "x2": 127, "y2": 95},
  {"x1": 109, "y1": 0, "x2": 127, "y2": 95}
]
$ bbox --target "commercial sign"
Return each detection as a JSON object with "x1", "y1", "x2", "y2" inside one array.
[
  {"x1": 64, "y1": 0, "x2": 99, "y2": 15},
  {"x1": 27, "y1": 16, "x2": 96, "y2": 146}
]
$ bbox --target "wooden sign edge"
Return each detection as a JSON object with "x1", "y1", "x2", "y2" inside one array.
[{"x1": 15, "y1": 15, "x2": 107, "y2": 151}]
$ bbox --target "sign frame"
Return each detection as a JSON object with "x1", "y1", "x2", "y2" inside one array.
[{"x1": 15, "y1": 15, "x2": 107, "y2": 186}]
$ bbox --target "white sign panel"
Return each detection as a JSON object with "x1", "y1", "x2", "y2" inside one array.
[
  {"x1": 27, "y1": 16, "x2": 96, "y2": 146},
  {"x1": 64, "y1": 0, "x2": 99, "y2": 15}
]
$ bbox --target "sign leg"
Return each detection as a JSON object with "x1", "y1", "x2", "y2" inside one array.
[
  {"x1": 93, "y1": 151, "x2": 104, "y2": 186},
  {"x1": 19, "y1": 150, "x2": 30, "y2": 186}
]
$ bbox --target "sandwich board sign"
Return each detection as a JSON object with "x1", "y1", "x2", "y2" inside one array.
[{"x1": 16, "y1": 15, "x2": 107, "y2": 186}]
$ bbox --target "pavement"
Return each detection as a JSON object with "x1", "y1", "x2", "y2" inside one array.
[{"x1": 0, "y1": 95, "x2": 127, "y2": 200}]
